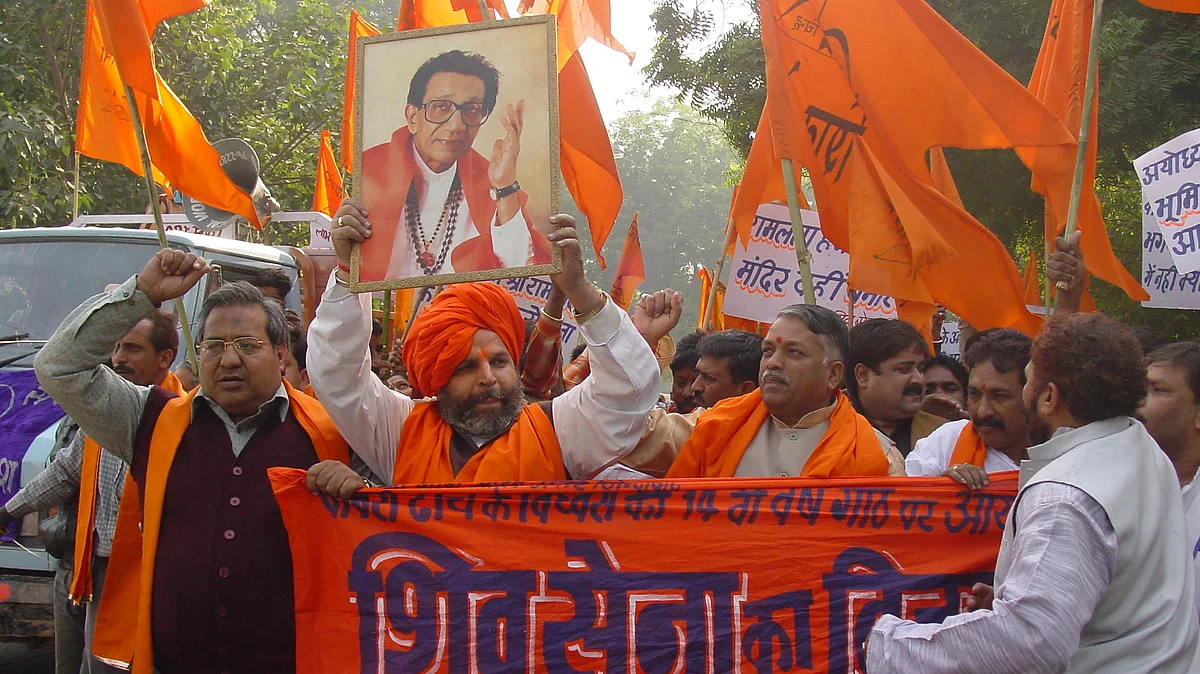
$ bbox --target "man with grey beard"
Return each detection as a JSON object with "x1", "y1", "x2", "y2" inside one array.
[{"x1": 304, "y1": 212, "x2": 669, "y2": 492}]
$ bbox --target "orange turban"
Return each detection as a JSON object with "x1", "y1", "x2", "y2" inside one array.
[{"x1": 403, "y1": 282, "x2": 525, "y2": 396}]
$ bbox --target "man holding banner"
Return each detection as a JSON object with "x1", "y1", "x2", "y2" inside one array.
[
  {"x1": 306, "y1": 208, "x2": 663, "y2": 487},
  {"x1": 868, "y1": 314, "x2": 1200, "y2": 673},
  {"x1": 906, "y1": 329, "x2": 1033, "y2": 487},
  {"x1": 668, "y1": 304, "x2": 905, "y2": 478}
]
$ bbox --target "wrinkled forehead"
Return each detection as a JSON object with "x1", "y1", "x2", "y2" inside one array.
[
  {"x1": 460, "y1": 328, "x2": 512, "y2": 361},
  {"x1": 423, "y1": 71, "x2": 486, "y2": 104},
  {"x1": 203, "y1": 304, "x2": 270, "y2": 340}
]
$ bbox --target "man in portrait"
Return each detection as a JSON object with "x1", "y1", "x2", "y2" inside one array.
[{"x1": 358, "y1": 49, "x2": 550, "y2": 281}]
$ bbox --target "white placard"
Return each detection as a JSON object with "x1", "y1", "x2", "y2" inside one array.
[
  {"x1": 723, "y1": 203, "x2": 897, "y2": 326},
  {"x1": 1135, "y1": 127, "x2": 1200, "y2": 275},
  {"x1": 1136, "y1": 127, "x2": 1200, "y2": 309},
  {"x1": 309, "y1": 218, "x2": 333, "y2": 249}
]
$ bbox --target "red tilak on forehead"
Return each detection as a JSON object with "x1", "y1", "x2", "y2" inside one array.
[
  {"x1": 481, "y1": 348, "x2": 490, "y2": 360},
  {"x1": 775, "y1": 337, "x2": 783, "y2": 343}
]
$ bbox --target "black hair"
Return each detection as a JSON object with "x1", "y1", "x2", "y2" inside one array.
[
  {"x1": 697, "y1": 329, "x2": 763, "y2": 385},
  {"x1": 920, "y1": 354, "x2": 969, "y2": 391},
  {"x1": 288, "y1": 322, "x2": 308, "y2": 370},
  {"x1": 197, "y1": 282, "x2": 289, "y2": 348},
  {"x1": 671, "y1": 329, "x2": 704, "y2": 374},
  {"x1": 407, "y1": 50, "x2": 501, "y2": 113},
  {"x1": 962, "y1": 328, "x2": 1032, "y2": 384},
  {"x1": 1148, "y1": 340, "x2": 1200, "y2": 403},
  {"x1": 847, "y1": 318, "x2": 928, "y2": 398},
  {"x1": 249, "y1": 267, "x2": 293, "y2": 299},
  {"x1": 142, "y1": 310, "x2": 180, "y2": 356}
]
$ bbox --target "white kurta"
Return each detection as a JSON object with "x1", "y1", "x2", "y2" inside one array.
[
  {"x1": 906, "y1": 419, "x2": 1021, "y2": 476},
  {"x1": 1181, "y1": 468, "x2": 1200, "y2": 620},
  {"x1": 306, "y1": 272, "x2": 660, "y2": 482},
  {"x1": 385, "y1": 150, "x2": 531, "y2": 279}
]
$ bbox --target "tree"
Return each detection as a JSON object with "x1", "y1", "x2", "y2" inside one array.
[{"x1": 646, "y1": 0, "x2": 1200, "y2": 339}]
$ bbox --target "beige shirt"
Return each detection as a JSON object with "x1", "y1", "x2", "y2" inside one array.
[{"x1": 733, "y1": 399, "x2": 905, "y2": 478}]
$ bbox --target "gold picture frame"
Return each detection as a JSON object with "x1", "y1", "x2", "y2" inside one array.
[{"x1": 349, "y1": 14, "x2": 562, "y2": 292}]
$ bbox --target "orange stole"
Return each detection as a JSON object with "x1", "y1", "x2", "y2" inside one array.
[
  {"x1": 948, "y1": 421, "x2": 989, "y2": 468},
  {"x1": 90, "y1": 382, "x2": 349, "y2": 673},
  {"x1": 666, "y1": 390, "x2": 890, "y2": 478},
  {"x1": 68, "y1": 372, "x2": 184, "y2": 605},
  {"x1": 392, "y1": 402, "x2": 564, "y2": 484}
]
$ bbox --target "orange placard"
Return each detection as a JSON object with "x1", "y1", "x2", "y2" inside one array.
[{"x1": 270, "y1": 468, "x2": 1017, "y2": 673}]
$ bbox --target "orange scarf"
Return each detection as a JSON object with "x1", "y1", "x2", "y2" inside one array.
[
  {"x1": 948, "y1": 421, "x2": 989, "y2": 468},
  {"x1": 392, "y1": 401, "x2": 564, "y2": 483},
  {"x1": 666, "y1": 389, "x2": 890, "y2": 478},
  {"x1": 91, "y1": 382, "x2": 349, "y2": 673},
  {"x1": 68, "y1": 371, "x2": 184, "y2": 604}
]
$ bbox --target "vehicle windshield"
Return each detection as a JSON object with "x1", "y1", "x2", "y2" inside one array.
[{"x1": 0, "y1": 239, "x2": 167, "y2": 342}]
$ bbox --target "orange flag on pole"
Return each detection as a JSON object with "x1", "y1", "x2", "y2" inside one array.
[
  {"x1": 397, "y1": 0, "x2": 508, "y2": 30},
  {"x1": 558, "y1": 52, "x2": 623, "y2": 268},
  {"x1": 1136, "y1": 0, "x2": 1200, "y2": 11},
  {"x1": 729, "y1": 108, "x2": 808, "y2": 250},
  {"x1": 1022, "y1": 250, "x2": 1042, "y2": 305},
  {"x1": 312, "y1": 130, "x2": 343, "y2": 218},
  {"x1": 756, "y1": 0, "x2": 1076, "y2": 334},
  {"x1": 696, "y1": 267, "x2": 768, "y2": 333},
  {"x1": 608, "y1": 212, "x2": 644, "y2": 311},
  {"x1": 340, "y1": 10, "x2": 380, "y2": 175},
  {"x1": 1017, "y1": 0, "x2": 1149, "y2": 301},
  {"x1": 519, "y1": 0, "x2": 634, "y2": 69},
  {"x1": 76, "y1": 2, "x2": 164, "y2": 185},
  {"x1": 82, "y1": 0, "x2": 259, "y2": 227}
]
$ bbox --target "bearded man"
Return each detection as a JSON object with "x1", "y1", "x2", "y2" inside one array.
[{"x1": 305, "y1": 209, "x2": 661, "y2": 492}]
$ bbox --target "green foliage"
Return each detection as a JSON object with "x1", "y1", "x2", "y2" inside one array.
[{"x1": 648, "y1": 0, "x2": 1200, "y2": 339}]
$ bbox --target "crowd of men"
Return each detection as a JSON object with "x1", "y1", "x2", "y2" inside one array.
[{"x1": 4, "y1": 203, "x2": 1200, "y2": 673}]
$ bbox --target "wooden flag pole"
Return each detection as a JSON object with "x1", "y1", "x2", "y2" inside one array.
[
  {"x1": 122, "y1": 85, "x2": 200, "y2": 373},
  {"x1": 703, "y1": 213, "x2": 736, "y2": 329},
  {"x1": 780, "y1": 158, "x2": 816, "y2": 304},
  {"x1": 1056, "y1": 0, "x2": 1104, "y2": 299},
  {"x1": 381, "y1": 289, "x2": 393, "y2": 350},
  {"x1": 71, "y1": 151, "x2": 81, "y2": 221}
]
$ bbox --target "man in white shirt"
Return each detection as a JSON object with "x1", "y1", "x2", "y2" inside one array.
[
  {"x1": 868, "y1": 313, "x2": 1200, "y2": 673},
  {"x1": 355, "y1": 50, "x2": 547, "y2": 282},
  {"x1": 1138, "y1": 340, "x2": 1200, "y2": 618},
  {"x1": 907, "y1": 328, "x2": 1032, "y2": 488},
  {"x1": 305, "y1": 211, "x2": 662, "y2": 492}
]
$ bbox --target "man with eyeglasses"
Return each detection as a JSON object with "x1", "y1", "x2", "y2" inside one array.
[
  {"x1": 350, "y1": 49, "x2": 548, "y2": 281},
  {"x1": 33, "y1": 249, "x2": 351, "y2": 673}
]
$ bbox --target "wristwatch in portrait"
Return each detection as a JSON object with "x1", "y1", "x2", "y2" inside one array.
[{"x1": 489, "y1": 181, "x2": 520, "y2": 200}]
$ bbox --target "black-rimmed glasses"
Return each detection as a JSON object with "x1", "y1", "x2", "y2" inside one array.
[{"x1": 420, "y1": 100, "x2": 491, "y2": 127}]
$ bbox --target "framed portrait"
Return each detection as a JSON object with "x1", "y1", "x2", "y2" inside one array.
[{"x1": 349, "y1": 15, "x2": 562, "y2": 292}]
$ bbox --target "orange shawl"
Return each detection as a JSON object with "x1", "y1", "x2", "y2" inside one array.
[
  {"x1": 90, "y1": 382, "x2": 349, "y2": 673},
  {"x1": 68, "y1": 371, "x2": 184, "y2": 604},
  {"x1": 666, "y1": 389, "x2": 890, "y2": 478},
  {"x1": 392, "y1": 401, "x2": 564, "y2": 483},
  {"x1": 948, "y1": 421, "x2": 989, "y2": 468}
]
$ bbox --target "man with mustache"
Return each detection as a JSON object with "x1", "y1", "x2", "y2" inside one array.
[
  {"x1": 356, "y1": 50, "x2": 549, "y2": 282},
  {"x1": 667, "y1": 304, "x2": 904, "y2": 478},
  {"x1": 668, "y1": 330, "x2": 703, "y2": 414},
  {"x1": 847, "y1": 318, "x2": 947, "y2": 455},
  {"x1": 33, "y1": 253, "x2": 352, "y2": 673},
  {"x1": 690, "y1": 329, "x2": 762, "y2": 408},
  {"x1": 1, "y1": 311, "x2": 181, "y2": 674},
  {"x1": 906, "y1": 329, "x2": 1032, "y2": 489},
  {"x1": 1137, "y1": 341, "x2": 1200, "y2": 619},
  {"x1": 868, "y1": 313, "x2": 1200, "y2": 673},
  {"x1": 304, "y1": 212, "x2": 661, "y2": 492}
]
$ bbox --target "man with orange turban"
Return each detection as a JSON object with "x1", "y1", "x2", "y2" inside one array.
[{"x1": 304, "y1": 198, "x2": 668, "y2": 490}]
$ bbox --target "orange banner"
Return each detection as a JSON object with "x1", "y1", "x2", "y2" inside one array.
[{"x1": 270, "y1": 468, "x2": 1016, "y2": 673}]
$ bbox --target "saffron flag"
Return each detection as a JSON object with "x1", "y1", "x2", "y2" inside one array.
[
  {"x1": 608, "y1": 212, "x2": 644, "y2": 310},
  {"x1": 1137, "y1": 0, "x2": 1200, "y2": 11},
  {"x1": 519, "y1": 0, "x2": 635, "y2": 69},
  {"x1": 83, "y1": 0, "x2": 259, "y2": 227},
  {"x1": 340, "y1": 10, "x2": 380, "y2": 174},
  {"x1": 1023, "y1": 250, "x2": 1042, "y2": 305},
  {"x1": 270, "y1": 468, "x2": 1017, "y2": 673},
  {"x1": 76, "y1": 2, "x2": 165, "y2": 185},
  {"x1": 697, "y1": 267, "x2": 767, "y2": 333},
  {"x1": 730, "y1": 108, "x2": 808, "y2": 250},
  {"x1": 1018, "y1": 0, "x2": 1150, "y2": 301},
  {"x1": 397, "y1": 0, "x2": 508, "y2": 30},
  {"x1": 756, "y1": 0, "x2": 1076, "y2": 335},
  {"x1": 312, "y1": 130, "x2": 343, "y2": 218}
]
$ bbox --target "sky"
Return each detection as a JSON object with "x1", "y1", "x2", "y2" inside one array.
[{"x1": 507, "y1": 0, "x2": 756, "y2": 123}]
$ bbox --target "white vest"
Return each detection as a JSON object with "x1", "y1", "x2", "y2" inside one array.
[{"x1": 995, "y1": 418, "x2": 1200, "y2": 673}]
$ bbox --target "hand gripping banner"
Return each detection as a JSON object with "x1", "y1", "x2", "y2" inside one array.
[{"x1": 269, "y1": 469, "x2": 1017, "y2": 673}]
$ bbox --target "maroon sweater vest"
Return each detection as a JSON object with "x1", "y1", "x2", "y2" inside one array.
[{"x1": 131, "y1": 386, "x2": 319, "y2": 674}]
